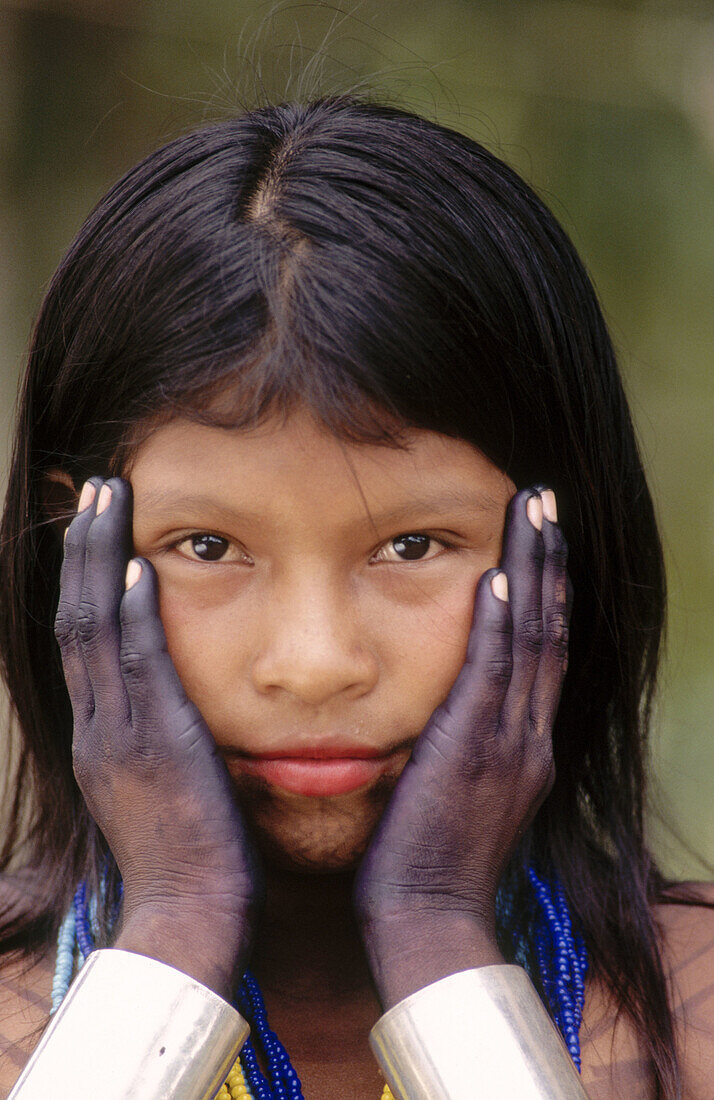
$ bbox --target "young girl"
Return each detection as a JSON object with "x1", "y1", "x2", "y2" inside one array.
[{"x1": 0, "y1": 96, "x2": 711, "y2": 1099}]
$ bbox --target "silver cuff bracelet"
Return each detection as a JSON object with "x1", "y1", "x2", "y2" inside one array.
[
  {"x1": 370, "y1": 965, "x2": 590, "y2": 1099},
  {"x1": 9, "y1": 948, "x2": 249, "y2": 1099}
]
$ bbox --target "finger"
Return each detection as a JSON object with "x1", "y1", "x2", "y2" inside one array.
[
  {"x1": 531, "y1": 490, "x2": 570, "y2": 736},
  {"x1": 54, "y1": 478, "x2": 102, "y2": 723},
  {"x1": 119, "y1": 557, "x2": 191, "y2": 729},
  {"x1": 499, "y1": 489, "x2": 545, "y2": 713},
  {"x1": 76, "y1": 477, "x2": 133, "y2": 721},
  {"x1": 419, "y1": 567, "x2": 513, "y2": 758}
]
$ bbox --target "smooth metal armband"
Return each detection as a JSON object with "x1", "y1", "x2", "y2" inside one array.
[
  {"x1": 370, "y1": 965, "x2": 590, "y2": 1099},
  {"x1": 9, "y1": 948, "x2": 249, "y2": 1099}
]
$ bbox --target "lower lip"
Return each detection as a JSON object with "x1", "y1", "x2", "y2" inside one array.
[{"x1": 233, "y1": 756, "x2": 392, "y2": 796}]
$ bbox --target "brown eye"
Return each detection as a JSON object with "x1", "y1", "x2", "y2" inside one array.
[
  {"x1": 174, "y1": 532, "x2": 250, "y2": 565},
  {"x1": 189, "y1": 534, "x2": 229, "y2": 561},
  {"x1": 391, "y1": 534, "x2": 432, "y2": 560},
  {"x1": 372, "y1": 532, "x2": 452, "y2": 565}
]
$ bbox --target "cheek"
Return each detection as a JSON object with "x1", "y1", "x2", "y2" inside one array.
[
  {"x1": 155, "y1": 577, "x2": 242, "y2": 716},
  {"x1": 383, "y1": 550, "x2": 499, "y2": 728}
]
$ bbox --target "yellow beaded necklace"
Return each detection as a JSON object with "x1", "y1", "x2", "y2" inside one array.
[{"x1": 216, "y1": 1055, "x2": 395, "y2": 1099}]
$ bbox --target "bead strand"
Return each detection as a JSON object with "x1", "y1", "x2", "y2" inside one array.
[
  {"x1": 528, "y1": 867, "x2": 587, "y2": 1069},
  {"x1": 537, "y1": 902, "x2": 580, "y2": 1061},
  {"x1": 530, "y1": 878, "x2": 568, "y2": 1026},
  {"x1": 240, "y1": 1037, "x2": 274, "y2": 1099},
  {"x1": 237, "y1": 971, "x2": 304, "y2": 1099},
  {"x1": 50, "y1": 904, "x2": 77, "y2": 1014},
  {"x1": 72, "y1": 881, "x2": 94, "y2": 962},
  {"x1": 53, "y1": 866, "x2": 587, "y2": 1095},
  {"x1": 553, "y1": 877, "x2": 587, "y2": 1036},
  {"x1": 216, "y1": 1056, "x2": 255, "y2": 1099}
]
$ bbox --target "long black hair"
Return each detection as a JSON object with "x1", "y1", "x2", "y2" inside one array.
[{"x1": 0, "y1": 96, "x2": 693, "y2": 1094}]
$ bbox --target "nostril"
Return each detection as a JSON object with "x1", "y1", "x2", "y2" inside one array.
[{"x1": 250, "y1": 644, "x2": 378, "y2": 705}]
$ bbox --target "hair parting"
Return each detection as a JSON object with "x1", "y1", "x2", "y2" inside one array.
[{"x1": 1, "y1": 95, "x2": 709, "y2": 1097}]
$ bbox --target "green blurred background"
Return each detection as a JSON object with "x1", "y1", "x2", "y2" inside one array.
[{"x1": 0, "y1": 0, "x2": 712, "y2": 876}]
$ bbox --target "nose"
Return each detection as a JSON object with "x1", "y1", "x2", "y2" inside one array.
[{"x1": 250, "y1": 573, "x2": 379, "y2": 706}]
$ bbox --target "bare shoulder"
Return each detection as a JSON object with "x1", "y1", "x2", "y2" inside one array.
[
  {"x1": 580, "y1": 881, "x2": 714, "y2": 1100},
  {"x1": 656, "y1": 881, "x2": 714, "y2": 1095},
  {"x1": 0, "y1": 952, "x2": 53, "y2": 1098},
  {"x1": 0, "y1": 881, "x2": 53, "y2": 1099}
]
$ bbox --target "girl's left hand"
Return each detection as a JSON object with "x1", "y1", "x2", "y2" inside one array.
[{"x1": 353, "y1": 488, "x2": 571, "y2": 1009}]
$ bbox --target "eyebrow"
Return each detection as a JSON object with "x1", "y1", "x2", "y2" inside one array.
[
  {"x1": 358, "y1": 489, "x2": 503, "y2": 527},
  {"x1": 138, "y1": 487, "x2": 503, "y2": 529}
]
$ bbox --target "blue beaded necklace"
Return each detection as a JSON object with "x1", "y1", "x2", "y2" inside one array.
[{"x1": 51, "y1": 867, "x2": 587, "y2": 1097}]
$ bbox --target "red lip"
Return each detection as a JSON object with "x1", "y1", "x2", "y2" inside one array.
[
  {"x1": 226, "y1": 744, "x2": 406, "y2": 797},
  {"x1": 249, "y1": 745, "x2": 388, "y2": 760}
]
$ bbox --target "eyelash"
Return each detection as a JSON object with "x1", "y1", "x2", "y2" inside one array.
[
  {"x1": 371, "y1": 533, "x2": 456, "y2": 564},
  {"x1": 172, "y1": 533, "x2": 249, "y2": 565},
  {"x1": 171, "y1": 531, "x2": 458, "y2": 566}
]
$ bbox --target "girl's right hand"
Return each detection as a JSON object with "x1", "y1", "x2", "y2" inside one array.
[{"x1": 54, "y1": 477, "x2": 261, "y2": 999}]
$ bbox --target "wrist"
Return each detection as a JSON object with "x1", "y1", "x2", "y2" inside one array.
[
  {"x1": 363, "y1": 910, "x2": 505, "y2": 1010},
  {"x1": 115, "y1": 902, "x2": 252, "y2": 1002},
  {"x1": 370, "y1": 966, "x2": 589, "y2": 1098},
  {"x1": 11, "y1": 949, "x2": 248, "y2": 1098}
]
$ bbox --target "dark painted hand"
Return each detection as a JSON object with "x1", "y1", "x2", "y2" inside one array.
[
  {"x1": 354, "y1": 488, "x2": 571, "y2": 1007},
  {"x1": 55, "y1": 478, "x2": 261, "y2": 997}
]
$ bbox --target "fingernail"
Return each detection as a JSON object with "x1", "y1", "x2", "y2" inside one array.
[
  {"x1": 541, "y1": 490, "x2": 557, "y2": 523},
  {"x1": 96, "y1": 485, "x2": 112, "y2": 515},
  {"x1": 77, "y1": 482, "x2": 96, "y2": 513},
  {"x1": 526, "y1": 494, "x2": 543, "y2": 530},
  {"x1": 491, "y1": 572, "x2": 508, "y2": 601},
  {"x1": 125, "y1": 560, "x2": 142, "y2": 590}
]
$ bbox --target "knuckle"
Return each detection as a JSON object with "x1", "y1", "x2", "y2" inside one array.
[
  {"x1": 54, "y1": 606, "x2": 76, "y2": 647},
  {"x1": 119, "y1": 623, "x2": 166, "y2": 672},
  {"x1": 517, "y1": 613, "x2": 543, "y2": 654},
  {"x1": 75, "y1": 602, "x2": 108, "y2": 646}
]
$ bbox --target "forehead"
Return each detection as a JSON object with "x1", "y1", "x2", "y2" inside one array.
[{"x1": 128, "y1": 406, "x2": 513, "y2": 522}]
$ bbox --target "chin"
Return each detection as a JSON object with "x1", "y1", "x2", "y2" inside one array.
[{"x1": 233, "y1": 774, "x2": 393, "y2": 874}]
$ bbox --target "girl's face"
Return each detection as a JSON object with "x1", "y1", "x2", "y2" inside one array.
[{"x1": 128, "y1": 404, "x2": 515, "y2": 871}]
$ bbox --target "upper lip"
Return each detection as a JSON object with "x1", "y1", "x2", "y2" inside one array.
[{"x1": 222, "y1": 742, "x2": 409, "y2": 760}]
